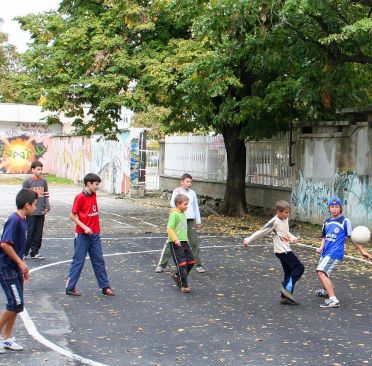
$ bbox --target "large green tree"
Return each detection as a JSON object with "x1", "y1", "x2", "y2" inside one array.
[{"x1": 18, "y1": 0, "x2": 372, "y2": 215}]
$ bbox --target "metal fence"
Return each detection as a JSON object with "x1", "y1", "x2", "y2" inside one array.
[{"x1": 164, "y1": 133, "x2": 291, "y2": 188}]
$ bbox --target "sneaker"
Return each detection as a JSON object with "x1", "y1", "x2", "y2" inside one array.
[
  {"x1": 195, "y1": 266, "x2": 206, "y2": 273},
  {"x1": 155, "y1": 266, "x2": 166, "y2": 273},
  {"x1": 171, "y1": 273, "x2": 181, "y2": 288},
  {"x1": 0, "y1": 347, "x2": 4, "y2": 353},
  {"x1": 65, "y1": 288, "x2": 81, "y2": 296},
  {"x1": 315, "y1": 289, "x2": 328, "y2": 297},
  {"x1": 102, "y1": 287, "x2": 115, "y2": 296},
  {"x1": 22, "y1": 255, "x2": 28, "y2": 260},
  {"x1": 180, "y1": 286, "x2": 191, "y2": 293},
  {"x1": 1, "y1": 338, "x2": 23, "y2": 351},
  {"x1": 320, "y1": 298, "x2": 340, "y2": 308},
  {"x1": 30, "y1": 254, "x2": 45, "y2": 260},
  {"x1": 279, "y1": 287, "x2": 297, "y2": 303}
]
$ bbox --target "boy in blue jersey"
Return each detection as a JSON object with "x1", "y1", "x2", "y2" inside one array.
[
  {"x1": 0, "y1": 189, "x2": 37, "y2": 352},
  {"x1": 315, "y1": 196, "x2": 371, "y2": 308}
]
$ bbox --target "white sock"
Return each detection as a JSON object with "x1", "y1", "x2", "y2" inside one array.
[{"x1": 329, "y1": 296, "x2": 338, "y2": 302}]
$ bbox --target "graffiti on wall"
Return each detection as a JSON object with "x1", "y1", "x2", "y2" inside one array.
[
  {"x1": 292, "y1": 169, "x2": 372, "y2": 227},
  {"x1": 0, "y1": 135, "x2": 49, "y2": 173}
]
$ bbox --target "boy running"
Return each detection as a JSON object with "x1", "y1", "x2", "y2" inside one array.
[
  {"x1": 243, "y1": 200, "x2": 304, "y2": 304},
  {"x1": 0, "y1": 189, "x2": 37, "y2": 352},
  {"x1": 315, "y1": 196, "x2": 371, "y2": 308}
]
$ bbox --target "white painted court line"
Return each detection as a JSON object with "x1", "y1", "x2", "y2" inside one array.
[{"x1": 21, "y1": 242, "x2": 371, "y2": 366}]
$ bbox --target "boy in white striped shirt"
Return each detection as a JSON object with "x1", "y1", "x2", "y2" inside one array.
[{"x1": 243, "y1": 200, "x2": 304, "y2": 304}]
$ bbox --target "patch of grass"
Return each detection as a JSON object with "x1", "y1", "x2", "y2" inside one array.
[
  {"x1": 0, "y1": 175, "x2": 74, "y2": 185},
  {"x1": 45, "y1": 175, "x2": 74, "y2": 185}
]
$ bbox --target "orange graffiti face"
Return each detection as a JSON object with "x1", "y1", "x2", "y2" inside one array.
[{"x1": 1, "y1": 137, "x2": 36, "y2": 173}]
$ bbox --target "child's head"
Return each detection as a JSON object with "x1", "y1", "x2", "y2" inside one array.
[
  {"x1": 174, "y1": 193, "x2": 189, "y2": 212},
  {"x1": 83, "y1": 173, "x2": 101, "y2": 193},
  {"x1": 275, "y1": 200, "x2": 291, "y2": 220},
  {"x1": 180, "y1": 173, "x2": 193, "y2": 190},
  {"x1": 31, "y1": 160, "x2": 43, "y2": 177},
  {"x1": 327, "y1": 196, "x2": 342, "y2": 217},
  {"x1": 16, "y1": 188, "x2": 38, "y2": 216}
]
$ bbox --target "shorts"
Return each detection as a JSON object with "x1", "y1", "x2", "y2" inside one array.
[
  {"x1": 0, "y1": 267, "x2": 24, "y2": 313},
  {"x1": 316, "y1": 256, "x2": 340, "y2": 277}
]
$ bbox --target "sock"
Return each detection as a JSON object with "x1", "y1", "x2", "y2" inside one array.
[
  {"x1": 285, "y1": 277, "x2": 294, "y2": 292},
  {"x1": 329, "y1": 296, "x2": 338, "y2": 302}
]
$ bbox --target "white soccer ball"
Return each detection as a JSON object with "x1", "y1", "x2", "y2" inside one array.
[{"x1": 351, "y1": 226, "x2": 371, "y2": 244}]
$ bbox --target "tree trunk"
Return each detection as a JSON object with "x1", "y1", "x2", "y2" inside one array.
[{"x1": 219, "y1": 124, "x2": 248, "y2": 216}]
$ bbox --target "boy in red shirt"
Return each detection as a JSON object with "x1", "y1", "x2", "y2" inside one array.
[{"x1": 65, "y1": 173, "x2": 114, "y2": 296}]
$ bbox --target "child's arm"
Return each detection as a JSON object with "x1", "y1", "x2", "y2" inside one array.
[
  {"x1": 166, "y1": 227, "x2": 180, "y2": 246},
  {"x1": 353, "y1": 243, "x2": 372, "y2": 260},
  {"x1": 316, "y1": 238, "x2": 325, "y2": 254},
  {"x1": 69, "y1": 212, "x2": 92, "y2": 235},
  {"x1": 243, "y1": 218, "x2": 275, "y2": 246},
  {"x1": 0, "y1": 242, "x2": 29, "y2": 280},
  {"x1": 44, "y1": 180, "x2": 51, "y2": 213}
]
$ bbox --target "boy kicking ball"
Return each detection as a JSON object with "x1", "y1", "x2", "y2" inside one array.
[
  {"x1": 315, "y1": 197, "x2": 371, "y2": 308},
  {"x1": 243, "y1": 200, "x2": 304, "y2": 305}
]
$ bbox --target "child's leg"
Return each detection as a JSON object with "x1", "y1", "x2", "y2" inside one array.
[
  {"x1": 316, "y1": 256, "x2": 340, "y2": 298},
  {"x1": 30, "y1": 215, "x2": 45, "y2": 257},
  {"x1": 24, "y1": 215, "x2": 37, "y2": 256},
  {"x1": 0, "y1": 310, "x2": 17, "y2": 340},
  {"x1": 88, "y1": 234, "x2": 110, "y2": 289},
  {"x1": 157, "y1": 241, "x2": 172, "y2": 268},
  {"x1": 66, "y1": 234, "x2": 89, "y2": 290},
  {"x1": 170, "y1": 243, "x2": 188, "y2": 287},
  {"x1": 184, "y1": 242, "x2": 196, "y2": 275},
  {"x1": 187, "y1": 220, "x2": 202, "y2": 266},
  {"x1": 276, "y1": 252, "x2": 304, "y2": 293}
]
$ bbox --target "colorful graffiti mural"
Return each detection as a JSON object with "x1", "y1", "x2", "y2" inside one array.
[
  {"x1": 292, "y1": 169, "x2": 372, "y2": 228},
  {"x1": 0, "y1": 135, "x2": 49, "y2": 173}
]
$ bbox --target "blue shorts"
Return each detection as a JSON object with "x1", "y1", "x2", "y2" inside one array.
[
  {"x1": 0, "y1": 267, "x2": 24, "y2": 313},
  {"x1": 316, "y1": 256, "x2": 340, "y2": 277}
]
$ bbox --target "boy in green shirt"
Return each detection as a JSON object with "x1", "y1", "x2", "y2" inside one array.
[{"x1": 167, "y1": 194, "x2": 195, "y2": 293}]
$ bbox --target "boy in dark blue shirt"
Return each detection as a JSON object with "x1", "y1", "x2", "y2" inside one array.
[
  {"x1": 315, "y1": 196, "x2": 371, "y2": 308},
  {"x1": 0, "y1": 189, "x2": 37, "y2": 352}
]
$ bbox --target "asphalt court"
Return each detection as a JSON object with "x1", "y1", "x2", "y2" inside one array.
[{"x1": 0, "y1": 185, "x2": 371, "y2": 366}]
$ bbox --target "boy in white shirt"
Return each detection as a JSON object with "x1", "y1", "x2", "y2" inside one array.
[
  {"x1": 243, "y1": 200, "x2": 304, "y2": 304},
  {"x1": 155, "y1": 173, "x2": 205, "y2": 273}
]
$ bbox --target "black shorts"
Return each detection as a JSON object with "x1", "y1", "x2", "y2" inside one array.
[{"x1": 0, "y1": 267, "x2": 24, "y2": 313}]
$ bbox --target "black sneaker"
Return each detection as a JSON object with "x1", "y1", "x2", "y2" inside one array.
[
  {"x1": 280, "y1": 286, "x2": 298, "y2": 303},
  {"x1": 66, "y1": 288, "x2": 81, "y2": 296},
  {"x1": 30, "y1": 254, "x2": 45, "y2": 260}
]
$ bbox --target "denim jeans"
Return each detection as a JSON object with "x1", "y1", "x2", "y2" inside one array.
[{"x1": 66, "y1": 234, "x2": 110, "y2": 290}]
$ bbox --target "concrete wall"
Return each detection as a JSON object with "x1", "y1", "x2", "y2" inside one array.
[
  {"x1": 50, "y1": 130, "x2": 143, "y2": 194},
  {"x1": 160, "y1": 175, "x2": 291, "y2": 213},
  {"x1": 0, "y1": 120, "x2": 62, "y2": 174},
  {"x1": 292, "y1": 119, "x2": 372, "y2": 228}
]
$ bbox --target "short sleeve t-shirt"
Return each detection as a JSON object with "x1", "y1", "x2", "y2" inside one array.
[
  {"x1": 72, "y1": 190, "x2": 100, "y2": 234},
  {"x1": 0, "y1": 212, "x2": 28, "y2": 270},
  {"x1": 167, "y1": 210, "x2": 188, "y2": 242},
  {"x1": 321, "y1": 215, "x2": 352, "y2": 260}
]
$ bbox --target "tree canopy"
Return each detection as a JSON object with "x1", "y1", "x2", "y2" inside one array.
[{"x1": 17, "y1": 0, "x2": 372, "y2": 215}]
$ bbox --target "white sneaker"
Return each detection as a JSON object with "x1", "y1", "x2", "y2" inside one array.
[
  {"x1": 30, "y1": 254, "x2": 45, "y2": 260},
  {"x1": 195, "y1": 266, "x2": 206, "y2": 273},
  {"x1": 1, "y1": 337, "x2": 24, "y2": 351},
  {"x1": 155, "y1": 266, "x2": 165, "y2": 273},
  {"x1": 320, "y1": 298, "x2": 340, "y2": 308}
]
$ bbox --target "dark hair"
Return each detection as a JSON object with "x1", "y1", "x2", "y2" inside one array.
[
  {"x1": 174, "y1": 193, "x2": 189, "y2": 206},
  {"x1": 16, "y1": 189, "x2": 38, "y2": 209},
  {"x1": 275, "y1": 200, "x2": 291, "y2": 212},
  {"x1": 83, "y1": 173, "x2": 101, "y2": 186},
  {"x1": 181, "y1": 173, "x2": 192, "y2": 181},
  {"x1": 31, "y1": 160, "x2": 43, "y2": 169}
]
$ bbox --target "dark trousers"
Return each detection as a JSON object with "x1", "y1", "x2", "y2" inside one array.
[
  {"x1": 170, "y1": 241, "x2": 195, "y2": 287},
  {"x1": 275, "y1": 251, "x2": 304, "y2": 293},
  {"x1": 25, "y1": 215, "x2": 45, "y2": 257}
]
